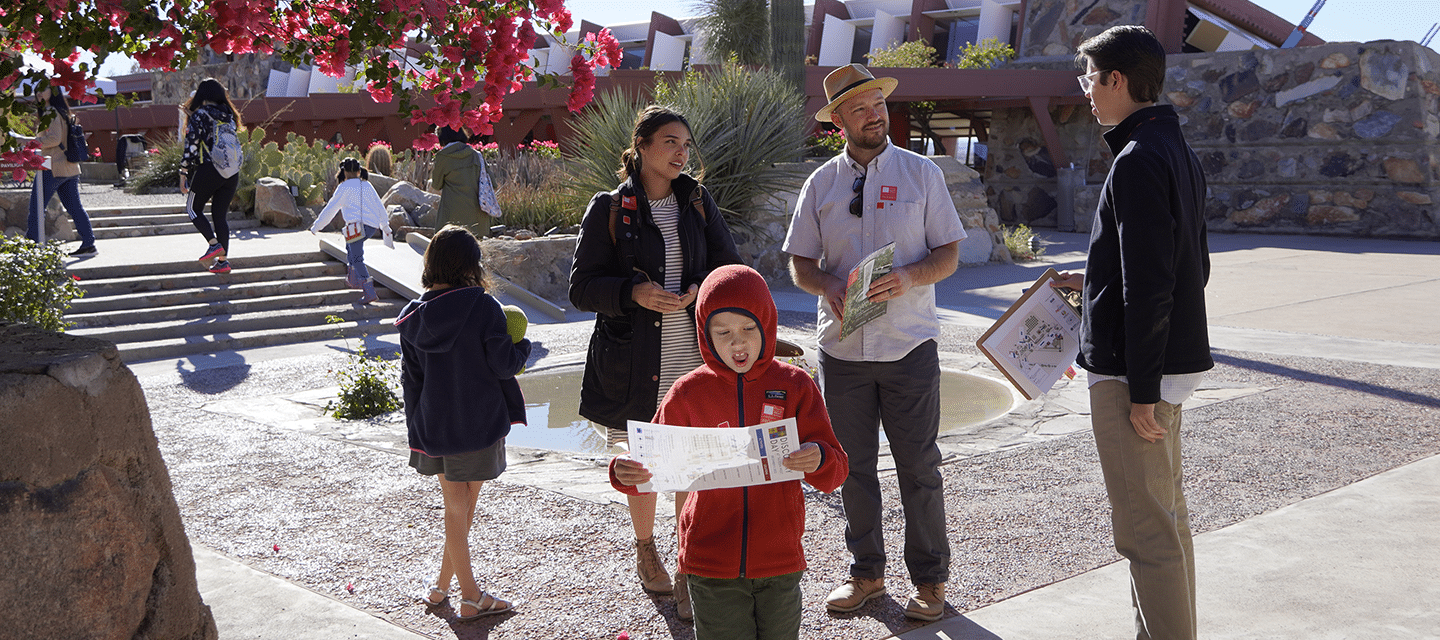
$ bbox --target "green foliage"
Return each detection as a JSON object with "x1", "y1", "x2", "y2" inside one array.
[
  {"x1": 565, "y1": 59, "x2": 810, "y2": 228},
  {"x1": 867, "y1": 39, "x2": 939, "y2": 68},
  {"x1": 123, "y1": 133, "x2": 182, "y2": 193},
  {"x1": 1002, "y1": 224, "x2": 1045, "y2": 261},
  {"x1": 694, "y1": 0, "x2": 771, "y2": 67},
  {"x1": 489, "y1": 152, "x2": 580, "y2": 232},
  {"x1": 322, "y1": 315, "x2": 401, "y2": 420},
  {"x1": 952, "y1": 38, "x2": 1016, "y2": 70},
  {"x1": 232, "y1": 125, "x2": 275, "y2": 213},
  {"x1": 0, "y1": 235, "x2": 84, "y2": 332}
]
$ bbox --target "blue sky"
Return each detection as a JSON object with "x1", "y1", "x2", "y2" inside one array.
[{"x1": 68, "y1": 0, "x2": 1436, "y2": 77}]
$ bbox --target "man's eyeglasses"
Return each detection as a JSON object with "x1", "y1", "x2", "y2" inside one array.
[
  {"x1": 849, "y1": 174, "x2": 865, "y2": 217},
  {"x1": 1077, "y1": 69, "x2": 1109, "y2": 93}
]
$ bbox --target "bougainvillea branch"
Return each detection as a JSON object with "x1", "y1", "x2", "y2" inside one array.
[{"x1": 0, "y1": 0, "x2": 622, "y2": 161}]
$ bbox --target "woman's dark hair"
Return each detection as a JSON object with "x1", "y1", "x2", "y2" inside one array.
[
  {"x1": 617, "y1": 105, "x2": 701, "y2": 181},
  {"x1": 335, "y1": 156, "x2": 369, "y2": 183},
  {"x1": 437, "y1": 126, "x2": 469, "y2": 146},
  {"x1": 422, "y1": 225, "x2": 486, "y2": 289},
  {"x1": 185, "y1": 78, "x2": 244, "y2": 129},
  {"x1": 38, "y1": 85, "x2": 72, "y2": 122},
  {"x1": 1075, "y1": 25, "x2": 1166, "y2": 104}
]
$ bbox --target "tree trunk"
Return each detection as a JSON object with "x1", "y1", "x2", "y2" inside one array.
[{"x1": 770, "y1": 0, "x2": 804, "y2": 94}]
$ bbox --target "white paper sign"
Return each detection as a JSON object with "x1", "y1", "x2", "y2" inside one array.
[{"x1": 627, "y1": 418, "x2": 804, "y2": 493}]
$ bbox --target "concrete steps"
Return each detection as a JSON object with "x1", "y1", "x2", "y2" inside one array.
[
  {"x1": 85, "y1": 202, "x2": 259, "y2": 239},
  {"x1": 65, "y1": 213, "x2": 402, "y2": 362}
]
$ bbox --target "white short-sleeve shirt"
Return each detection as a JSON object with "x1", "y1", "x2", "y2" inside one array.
[{"x1": 783, "y1": 141, "x2": 967, "y2": 362}]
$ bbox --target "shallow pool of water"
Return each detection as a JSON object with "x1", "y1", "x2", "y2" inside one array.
[{"x1": 507, "y1": 366, "x2": 1016, "y2": 454}]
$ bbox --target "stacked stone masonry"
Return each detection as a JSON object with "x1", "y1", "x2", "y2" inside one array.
[{"x1": 989, "y1": 35, "x2": 1440, "y2": 238}]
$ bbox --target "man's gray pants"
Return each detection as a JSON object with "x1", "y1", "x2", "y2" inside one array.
[{"x1": 820, "y1": 340, "x2": 950, "y2": 585}]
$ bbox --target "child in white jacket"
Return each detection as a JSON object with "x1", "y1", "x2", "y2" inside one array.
[{"x1": 311, "y1": 157, "x2": 395, "y2": 304}]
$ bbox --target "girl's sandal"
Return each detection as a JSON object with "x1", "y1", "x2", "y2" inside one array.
[
  {"x1": 418, "y1": 587, "x2": 447, "y2": 607},
  {"x1": 456, "y1": 591, "x2": 515, "y2": 621}
]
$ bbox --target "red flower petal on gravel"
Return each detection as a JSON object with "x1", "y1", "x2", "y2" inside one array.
[{"x1": 273, "y1": 544, "x2": 281, "y2": 552}]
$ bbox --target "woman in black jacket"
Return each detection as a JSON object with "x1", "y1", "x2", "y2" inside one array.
[
  {"x1": 568, "y1": 105, "x2": 740, "y2": 617},
  {"x1": 179, "y1": 78, "x2": 242, "y2": 274}
]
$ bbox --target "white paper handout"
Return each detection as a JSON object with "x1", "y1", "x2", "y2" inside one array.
[
  {"x1": 976, "y1": 268, "x2": 1082, "y2": 399},
  {"x1": 627, "y1": 418, "x2": 804, "y2": 493}
]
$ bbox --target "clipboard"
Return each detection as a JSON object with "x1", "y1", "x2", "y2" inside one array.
[{"x1": 975, "y1": 268, "x2": 1084, "y2": 400}]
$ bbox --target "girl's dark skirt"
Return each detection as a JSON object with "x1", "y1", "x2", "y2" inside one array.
[{"x1": 408, "y1": 438, "x2": 506, "y2": 482}]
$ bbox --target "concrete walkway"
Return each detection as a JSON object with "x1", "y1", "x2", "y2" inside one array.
[{"x1": 89, "y1": 227, "x2": 1440, "y2": 639}]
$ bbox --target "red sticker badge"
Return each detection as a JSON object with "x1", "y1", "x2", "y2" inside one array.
[
  {"x1": 622, "y1": 195, "x2": 637, "y2": 210},
  {"x1": 761, "y1": 403, "x2": 784, "y2": 420},
  {"x1": 880, "y1": 185, "x2": 898, "y2": 201},
  {"x1": 622, "y1": 215, "x2": 631, "y2": 225}
]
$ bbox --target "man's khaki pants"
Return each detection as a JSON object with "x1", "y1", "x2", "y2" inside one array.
[{"x1": 1090, "y1": 380, "x2": 1197, "y2": 640}]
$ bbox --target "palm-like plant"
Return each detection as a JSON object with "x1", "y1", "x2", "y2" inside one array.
[
  {"x1": 563, "y1": 60, "x2": 810, "y2": 230},
  {"x1": 692, "y1": 0, "x2": 770, "y2": 67}
]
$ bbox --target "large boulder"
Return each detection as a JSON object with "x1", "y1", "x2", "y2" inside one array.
[
  {"x1": 381, "y1": 181, "x2": 439, "y2": 214},
  {"x1": 367, "y1": 173, "x2": 399, "y2": 197},
  {"x1": 0, "y1": 323, "x2": 217, "y2": 640},
  {"x1": 254, "y1": 177, "x2": 304, "y2": 229}
]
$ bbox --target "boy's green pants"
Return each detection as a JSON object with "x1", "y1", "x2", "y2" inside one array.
[{"x1": 688, "y1": 571, "x2": 804, "y2": 640}]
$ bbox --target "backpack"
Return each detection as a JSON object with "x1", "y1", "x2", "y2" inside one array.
[
  {"x1": 63, "y1": 117, "x2": 88, "y2": 163},
  {"x1": 207, "y1": 114, "x2": 244, "y2": 179},
  {"x1": 476, "y1": 152, "x2": 502, "y2": 217}
]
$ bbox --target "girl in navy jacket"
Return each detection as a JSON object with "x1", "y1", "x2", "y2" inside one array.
[{"x1": 396, "y1": 225, "x2": 530, "y2": 620}]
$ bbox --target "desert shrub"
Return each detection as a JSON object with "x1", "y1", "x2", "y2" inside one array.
[
  {"x1": 0, "y1": 235, "x2": 84, "y2": 331},
  {"x1": 565, "y1": 58, "x2": 809, "y2": 229},
  {"x1": 1002, "y1": 224, "x2": 1045, "y2": 261},
  {"x1": 322, "y1": 315, "x2": 401, "y2": 420}
]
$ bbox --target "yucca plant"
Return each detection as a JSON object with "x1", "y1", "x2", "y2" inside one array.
[{"x1": 564, "y1": 59, "x2": 809, "y2": 229}]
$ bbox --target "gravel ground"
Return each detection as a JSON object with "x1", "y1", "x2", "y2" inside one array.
[
  {"x1": 77, "y1": 182, "x2": 185, "y2": 208},
  {"x1": 137, "y1": 319, "x2": 1440, "y2": 640}
]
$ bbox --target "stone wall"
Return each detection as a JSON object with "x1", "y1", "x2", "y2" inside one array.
[
  {"x1": 1, "y1": 188, "x2": 69, "y2": 241},
  {"x1": 0, "y1": 323, "x2": 217, "y2": 640},
  {"x1": 151, "y1": 55, "x2": 276, "y2": 105},
  {"x1": 986, "y1": 40, "x2": 1440, "y2": 239},
  {"x1": 1020, "y1": 0, "x2": 1144, "y2": 58}
]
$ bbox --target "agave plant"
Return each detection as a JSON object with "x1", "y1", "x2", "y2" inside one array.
[{"x1": 563, "y1": 59, "x2": 810, "y2": 230}]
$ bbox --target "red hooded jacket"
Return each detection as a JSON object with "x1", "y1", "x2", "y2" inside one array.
[{"x1": 608, "y1": 264, "x2": 848, "y2": 579}]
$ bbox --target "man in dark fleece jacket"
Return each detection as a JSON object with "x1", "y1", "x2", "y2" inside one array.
[{"x1": 1052, "y1": 25, "x2": 1211, "y2": 640}]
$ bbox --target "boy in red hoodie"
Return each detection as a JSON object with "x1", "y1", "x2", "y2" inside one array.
[{"x1": 612, "y1": 264, "x2": 848, "y2": 639}]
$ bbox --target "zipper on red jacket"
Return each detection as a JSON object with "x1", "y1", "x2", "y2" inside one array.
[{"x1": 736, "y1": 374, "x2": 750, "y2": 579}]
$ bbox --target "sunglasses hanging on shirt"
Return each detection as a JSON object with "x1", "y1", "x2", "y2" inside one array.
[{"x1": 849, "y1": 174, "x2": 866, "y2": 217}]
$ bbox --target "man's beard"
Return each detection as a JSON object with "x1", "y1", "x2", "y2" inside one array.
[{"x1": 849, "y1": 119, "x2": 888, "y2": 150}]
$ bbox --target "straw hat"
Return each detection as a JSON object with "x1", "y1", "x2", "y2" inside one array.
[{"x1": 814, "y1": 64, "x2": 899, "y2": 122}]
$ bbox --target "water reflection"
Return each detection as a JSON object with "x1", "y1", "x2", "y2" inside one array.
[{"x1": 508, "y1": 367, "x2": 1015, "y2": 454}]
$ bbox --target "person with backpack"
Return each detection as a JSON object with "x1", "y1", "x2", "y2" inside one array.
[
  {"x1": 429, "y1": 126, "x2": 486, "y2": 232},
  {"x1": 24, "y1": 85, "x2": 96, "y2": 256},
  {"x1": 567, "y1": 105, "x2": 741, "y2": 623},
  {"x1": 179, "y1": 78, "x2": 244, "y2": 274}
]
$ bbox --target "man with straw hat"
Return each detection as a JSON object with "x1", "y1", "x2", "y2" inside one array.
[{"x1": 783, "y1": 63, "x2": 967, "y2": 621}]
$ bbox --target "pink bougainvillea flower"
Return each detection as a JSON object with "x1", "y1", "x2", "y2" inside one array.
[{"x1": 412, "y1": 133, "x2": 439, "y2": 151}]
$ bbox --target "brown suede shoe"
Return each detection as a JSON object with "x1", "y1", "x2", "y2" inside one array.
[
  {"x1": 904, "y1": 582, "x2": 946, "y2": 621},
  {"x1": 635, "y1": 537, "x2": 673, "y2": 594},
  {"x1": 825, "y1": 576, "x2": 886, "y2": 613},
  {"x1": 674, "y1": 572, "x2": 692, "y2": 622}
]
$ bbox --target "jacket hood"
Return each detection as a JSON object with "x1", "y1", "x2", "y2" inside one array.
[
  {"x1": 696, "y1": 264, "x2": 777, "y2": 380},
  {"x1": 395, "y1": 286, "x2": 484, "y2": 353},
  {"x1": 437, "y1": 141, "x2": 476, "y2": 160}
]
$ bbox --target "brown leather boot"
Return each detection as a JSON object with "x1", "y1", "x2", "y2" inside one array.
[
  {"x1": 635, "y1": 537, "x2": 673, "y2": 594},
  {"x1": 674, "y1": 572, "x2": 692, "y2": 622}
]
